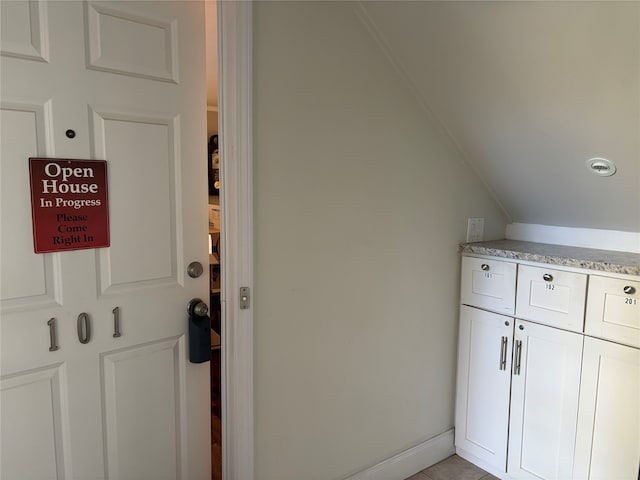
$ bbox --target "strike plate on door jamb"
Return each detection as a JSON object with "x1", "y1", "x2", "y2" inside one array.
[{"x1": 240, "y1": 287, "x2": 250, "y2": 309}]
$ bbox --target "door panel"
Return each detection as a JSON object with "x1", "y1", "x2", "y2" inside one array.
[
  {"x1": 0, "y1": 0, "x2": 49, "y2": 62},
  {"x1": 91, "y1": 109, "x2": 179, "y2": 293},
  {"x1": 0, "y1": 364, "x2": 71, "y2": 480},
  {"x1": 85, "y1": 2, "x2": 178, "y2": 82},
  {"x1": 455, "y1": 306, "x2": 513, "y2": 472},
  {"x1": 102, "y1": 337, "x2": 186, "y2": 479},
  {"x1": 0, "y1": 2, "x2": 208, "y2": 478},
  {"x1": 508, "y1": 320, "x2": 583, "y2": 480},
  {"x1": 574, "y1": 337, "x2": 640, "y2": 480},
  {"x1": 0, "y1": 103, "x2": 60, "y2": 311}
]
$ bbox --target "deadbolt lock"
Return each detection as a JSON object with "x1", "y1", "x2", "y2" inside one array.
[{"x1": 187, "y1": 261, "x2": 204, "y2": 278}]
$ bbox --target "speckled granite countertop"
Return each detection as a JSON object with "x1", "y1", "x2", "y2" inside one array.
[{"x1": 460, "y1": 239, "x2": 640, "y2": 276}]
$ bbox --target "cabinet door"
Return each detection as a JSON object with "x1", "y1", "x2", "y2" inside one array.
[
  {"x1": 574, "y1": 337, "x2": 640, "y2": 480},
  {"x1": 508, "y1": 320, "x2": 583, "y2": 479},
  {"x1": 455, "y1": 306, "x2": 513, "y2": 472},
  {"x1": 460, "y1": 257, "x2": 517, "y2": 315}
]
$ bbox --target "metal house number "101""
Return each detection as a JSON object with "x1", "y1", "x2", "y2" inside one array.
[
  {"x1": 77, "y1": 313, "x2": 91, "y2": 344},
  {"x1": 48, "y1": 309, "x2": 123, "y2": 351}
]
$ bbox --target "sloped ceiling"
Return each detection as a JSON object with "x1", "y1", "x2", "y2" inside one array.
[{"x1": 360, "y1": 1, "x2": 640, "y2": 232}]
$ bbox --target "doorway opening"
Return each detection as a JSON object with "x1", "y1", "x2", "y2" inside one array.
[{"x1": 205, "y1": 2, "x2": 222, "y2": 479}]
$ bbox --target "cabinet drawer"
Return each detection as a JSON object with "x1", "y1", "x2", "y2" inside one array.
[
  {"x1": 516, "y1": 265, "x2": 587, "y2": 332},
  {"x1": 585, "y1": 276, "x2": 640, "y2": 347},
  {"x1": 460, "y1": 257, "x2": 516, "y2": 315}
]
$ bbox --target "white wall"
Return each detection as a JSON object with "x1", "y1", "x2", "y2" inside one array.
[
  {"x1": 506, "y1": 223, "x2": 640, "y2": 253},
  {"x1": 252, "y1": 2, "x2": 508, "y2": 479}
]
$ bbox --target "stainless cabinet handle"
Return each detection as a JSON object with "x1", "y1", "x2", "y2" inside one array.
[
  {"x1": 624, "y1": 285, "x2": 636, "y2": 295},
  {"x1": 514, "y1": 340, "x2": 523, "y2": 375},
  {"x1": 481, "y1": 264, "x2": 490, "y2": 271},
  {"x1": 77, "y1": 313, "x2": 91, "y2": 344},
  {"x1": 543, "y1": 273, "x2": 553, "y2": 282},
  {"x1": 47, "y1": 318, "x2": 59, "y2": 352},
  {"x1": 499, "y1": 336, "x2": 508, "y2": 371},
  {"x1": 112, "y1": 307, "x2": 122, "y2": 338}
]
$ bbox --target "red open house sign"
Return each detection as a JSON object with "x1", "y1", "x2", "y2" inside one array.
[{"x1": 29, "y1": 158, "x2": 110, "y2": 253}]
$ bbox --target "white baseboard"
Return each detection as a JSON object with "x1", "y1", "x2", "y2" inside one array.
[
  {"x1": 345, "y1": 429, "x2": 455, "y2": 480},
  {"x1": 505, "y1": 223, "x2": 640, "y2": 254}
]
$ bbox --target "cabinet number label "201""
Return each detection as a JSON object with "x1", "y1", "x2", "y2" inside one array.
[{"x1": 625, "y1": 297, "x2": 637, "y2": 305}]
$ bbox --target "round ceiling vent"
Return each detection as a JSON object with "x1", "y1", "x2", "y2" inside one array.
[{"x1": 586, "y1": 158, "x2": 616, "y2": 177}]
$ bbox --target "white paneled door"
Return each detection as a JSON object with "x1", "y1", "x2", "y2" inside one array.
[
  {"x1": 455, "y1": 306, "x2": 513, "y2": 473},
  {"x1": 507, "y1": 320, "x2": 583, "y2": 480},
  {"x1": 574, "y1": 337, "x2": 640, "y2": 480},
  {"x1": 0, "y1": 2, "x2": 209, "y2": 479}
]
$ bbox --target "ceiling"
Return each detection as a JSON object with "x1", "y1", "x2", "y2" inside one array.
[{"x1": 359, "y1": 1, "x2": 640, "y2": 232}]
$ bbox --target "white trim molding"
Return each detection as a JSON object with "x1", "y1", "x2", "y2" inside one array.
[
  {"x1": 506, "y1": 223, "x2": 640, "y2": 254},
  {"x1": 218, "y1": 1, "x2": 254, "y2": 479},
  {"x1": 345, "y1": 429, "x2": 455, "y2": 480}
]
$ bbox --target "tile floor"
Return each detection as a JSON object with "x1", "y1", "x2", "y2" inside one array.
[{"x1": 405, "y1": 455, "x2": 499, "y2": 480}]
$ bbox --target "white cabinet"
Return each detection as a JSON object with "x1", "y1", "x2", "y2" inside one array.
[
  {"x1": 456, "y1": 252, "x2": 640, "y2": 480},
  {"x1": 460, "y1": 257, "x2": 517, "y2": 315},
  {"x1": 574, "y1": 337, "x2": 640, "y2": 480},
  {"x1": 585, "y1": 275, "x2": 640, "y2": 348},
  {"x1": 507, "y1": 320, "x2": 583, "y2": 479},
  {"x1": 456, "y1": 308, "x2": 583, "y2": 479},
  {"x1": 455, "y1": 306, "x2": 513, "y2": 472},
  {"x1": 515, "y1": 265, "x2": 587, "y2": 332}
]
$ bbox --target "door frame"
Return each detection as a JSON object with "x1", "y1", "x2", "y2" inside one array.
[{"x1": 218, "y1": 2, "x2": 254, "y2": 480}]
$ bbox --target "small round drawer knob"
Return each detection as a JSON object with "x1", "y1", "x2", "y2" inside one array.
[
  {"x1": 623, "y1": 285, "x2": 636, "y2": 295},
  {"x1": 543, "y1": 273, "x2": 553, "y2": 282},
  {"x1": 519, "y1": 325, "x2": 524, "y2": 330},
  {"x1": 505, "y1": 321, "x2": 510, "y2": 326},
  {"x1": 481, "y1": 264, "x2": 490, "y2": 271}
]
